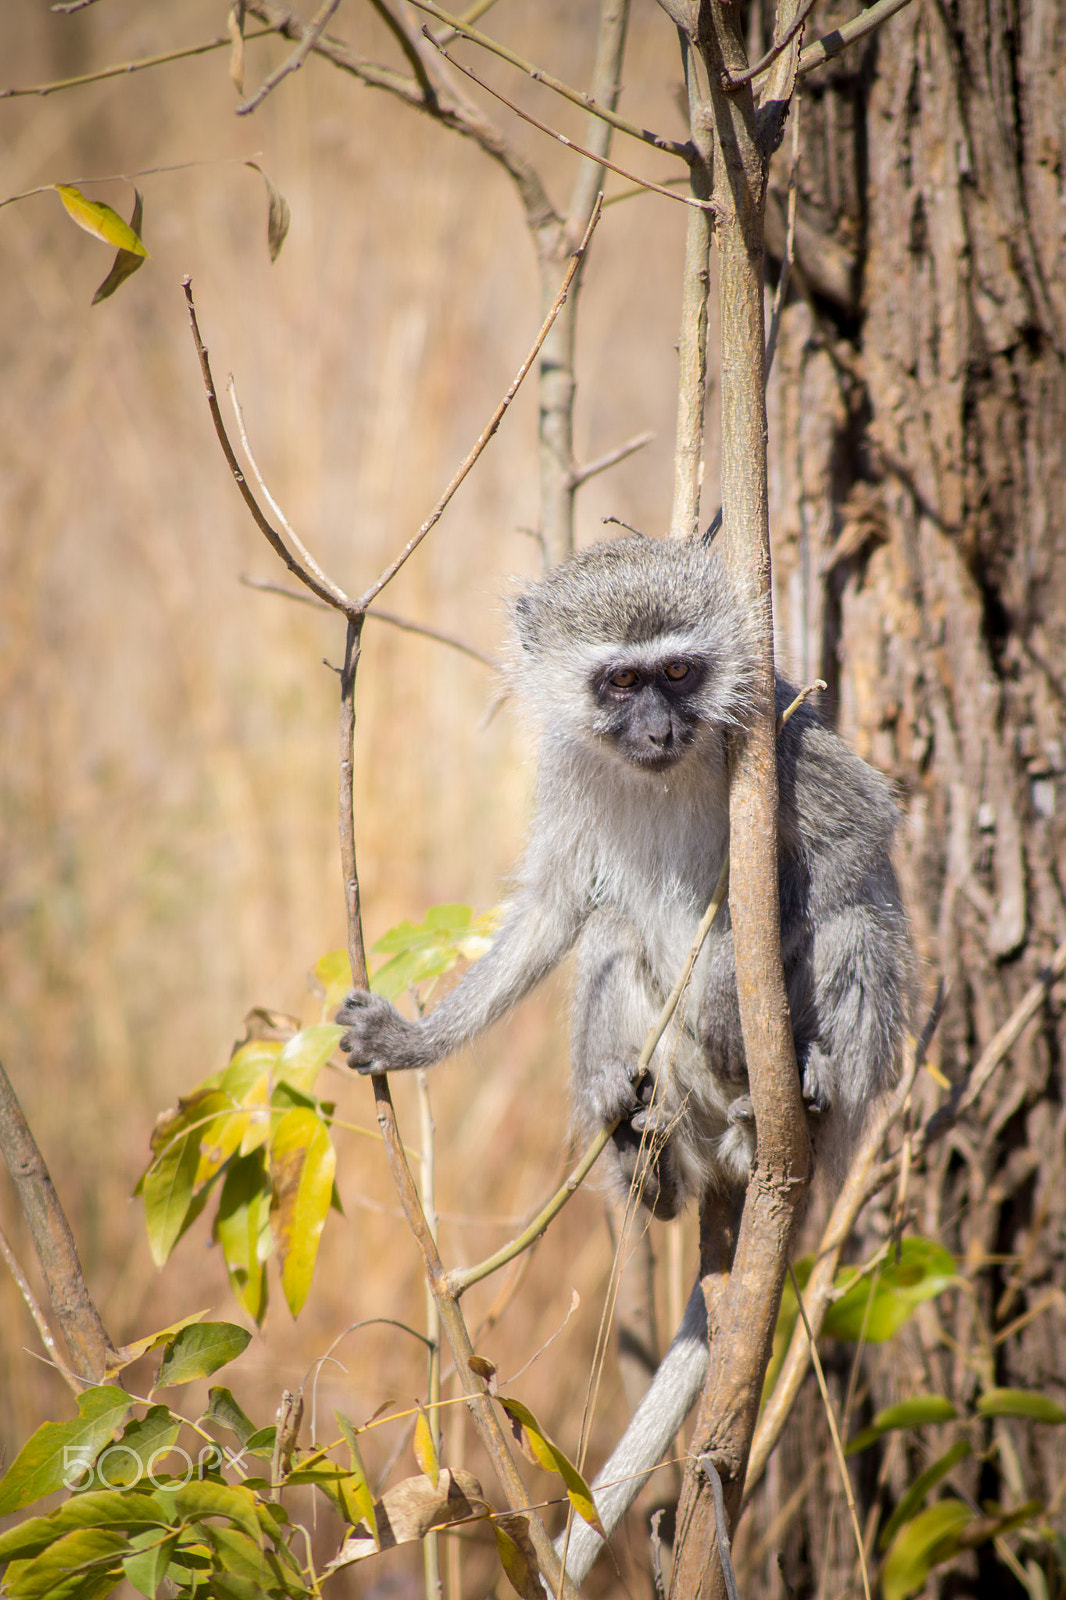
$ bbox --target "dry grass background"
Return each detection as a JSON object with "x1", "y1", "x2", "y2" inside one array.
[{"x1": 0, "y1": 4, "x2": 735, "y2": 1593}]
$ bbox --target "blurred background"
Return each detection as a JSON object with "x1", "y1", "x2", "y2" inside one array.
[{"x1": 2, "y1": 2, "x2": 1064, "y2": 1597}]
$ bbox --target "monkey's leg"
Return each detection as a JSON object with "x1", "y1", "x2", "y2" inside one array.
[{"x1": 571, "y1": 909, "x2": 690, "y2": 1220}]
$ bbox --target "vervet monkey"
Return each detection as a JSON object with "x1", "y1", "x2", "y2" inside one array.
[{"x1": 339, "y1": 534, "x2": 911, "y2": 1578}]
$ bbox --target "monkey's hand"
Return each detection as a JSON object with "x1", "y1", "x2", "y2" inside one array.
[{"x1": 337, "y1": 990, "x2": 432, "y2": 1074}]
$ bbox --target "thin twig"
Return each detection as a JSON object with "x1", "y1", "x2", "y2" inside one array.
[
  {"x1": 424, "y1": 34, "x2": 715, "y2": 213},
  {"x1": 788, "y1": 1264, "x2": 873, "y2": 1600},
  {"x1": 448, "y1": 1129, "x2": 613, "y2": 1294},
  {"x1": 569, "y1": 430, "x2": 655, "y2": 489},
  {"x1": 0, "y1": 1223, "x2": 71, "y2": 1389},
  {"x1": 701, "y1": 1457, "x2": 742, "y2": 1600},
  {"x1": 239, "y1": 575, "x2": 495, "y2": 666},
  {"x1": 0, "y1": 33, "x2": 274, "y2": 98},
  {"x1": 358, "y1": 196, "x2": 604, "y2": 609},
  {"x1": 183, "y1": 280, "x2": 359, "y2": 619},
  {"x1": 410, "y1": 0, "x2": 690, "y2": 159},
  {"x1": 798, "y1": 0, "x2": 916, "y2": 75},
  {"x1": 724, "y1": 0, "x2": 819, "y2": 88},
  {"x1": 237, "y1": 0, "x2": 341, "y2": 114},
  {"x1": 228, "y1": 377, "x2": 348, "y2": 604}
]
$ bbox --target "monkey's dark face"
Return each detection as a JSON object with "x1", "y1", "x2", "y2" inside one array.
[{"x1": 591, "y1": 655, "x2": 707, "y2": 771}]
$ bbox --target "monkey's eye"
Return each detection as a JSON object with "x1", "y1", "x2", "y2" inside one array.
[
  {"x1": 664, "y1": 661, "x2": 690, "y2": 682},
  {"x1": 608, "y1": 669, "x2": 640, "y2": 690}
]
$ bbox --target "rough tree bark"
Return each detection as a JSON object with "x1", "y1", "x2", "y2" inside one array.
[{"x1": 751, "y1": 0, "x2": 1066, "y2": 1591}]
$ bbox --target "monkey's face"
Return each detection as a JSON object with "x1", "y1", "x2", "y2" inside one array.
[{"x1": 590, "y1": 654, "x2": 707, "y2": 771}]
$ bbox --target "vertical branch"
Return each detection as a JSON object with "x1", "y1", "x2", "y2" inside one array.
[
  {"x1": 338, "y1": 616, "x2": 369, "y2": 989},
  {"x1": 0, "y1": 1059, "x2": 120, "y2": 1388},
  {"x1": 538, "y1": 0, "x2": 631, "y2": 566},
  {"x1": 663, "y1": 2, "x2": 809, "y2": 1596},
  {"x1": 668, "y1": 37, "x2": 713, "y2": 540}
]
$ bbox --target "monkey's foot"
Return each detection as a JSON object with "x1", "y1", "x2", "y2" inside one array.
[{"x1": 799, "y1": 1045, "x2": 832, "y2": 1114}]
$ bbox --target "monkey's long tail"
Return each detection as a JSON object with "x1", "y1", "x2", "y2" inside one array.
[{"x1": 554, "y1": 1281, "x2": 710, "y2": 1584}]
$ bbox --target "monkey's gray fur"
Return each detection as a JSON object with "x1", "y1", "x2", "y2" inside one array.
[{"x1": 339, "y1": 533, "x2": 912, "y2": 1577}]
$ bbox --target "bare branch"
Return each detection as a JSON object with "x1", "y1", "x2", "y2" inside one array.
[
  {"x1": 0, "y1": 33, "x2": 273, "y2": 100},
  {"x1": 358, "y1": 197, "x2": 604, "y2": 609},
  {"x1": 0, "y1": 1223, "x2": 70, "y2": 1389},
  {"x1": 0, "y1": 1058, "x2": 119, "y2": 1387},
  {"x1": 239, "y1": 575, "x2": 496, "y2": 667},
  {"x1": 237, "y1": 0, "x2": 341, "y2": 115},
  {"x1": 798, "y1": 0, "x2": 916, "y2": 75},
  {"x1": 569, "y1": 429, "x2": 654, "y2": 489},
  {"x1": 411, "y1": 0, "x2": 690, "y2": 159},
  {"x1": 183, "y1": 279, "x2": 358, "y2": 619},
  {"x1": 425, "y1": 34, "x2": 715, "y2": 212},
  {"x1": 723, "y1": 0, "x2": 818, "y2": 89}
]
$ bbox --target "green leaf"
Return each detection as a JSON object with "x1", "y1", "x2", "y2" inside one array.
[
  {"x1": 164, "y1": 1479, "x2": 262, "y2": 1545},
  {"x1": 214, "y1": 1153, "x2": 272, "y2": 1323},
  {"x1": 220, "y1": 1040, "x2": 282, "y2": 1099},
  {"x1": 269, "y1": 1107, "x2": 336, "y2": 1316},
  {"x1": 123, "y1": 1528, "x2": 179, "y2": 1597},
  {"x1": 335, "y1": 1411, "x2": 378, "y2": 1545},
  {"x1": 203, "y1": 1388, "x2": 258, "y2": 1449},
  {"x1": 498, "y1": 1396, "x2": 603, "y2": 1536},
  {"x1": 143, "y1": 1100, "x2": 224, "y2": 1260},
  {"x1": 202, "y1": 1522, "x2": 271, "y2": 1584},
  {"x1": 879, "y1": 1440, "x2": 972, "y2": 1550},
  {"x1": 0, "y1": 1488, "x2": 168, "y2": 1563},
  {"x1": 370, "y1": 904, "x2": 497, "y2": 1001},
  {"x1": 156, "y1": 1323, "x2": 253, "y2": 1388},
  {"x1": 55, "y1": 184, "x2": 150, "y2": 256},
  {"x1": 823, "y1": 1239, "x2": 958, "y2": 1342},
  {"x1": 311, "y1": 950, "x2": 352, "y2": 1014},
  {"x1": 92, "y1": 188, "x2": 148, "y2": 304},
  {"x1": 881, "y1": 1499, "x2": 973, "y2": 1600},
  {"x1": 4, "y1": 1526, "x2": 127, "y2": 1599},
  {"x1": 97, "y1": 1407, "x2": 182, "y2": 1488},
  {"x1": 847, "y1": 1395, "x2": 959, "y2": 1455},
  {"x1": 274, "y1": 1025, "x2": 343, "y2": 1096},
  {"x1": 0, "y1": 1386, "x2": 132, "y2": 1516},
  {"x1": 975, "y1": 1388, "x2": 1066, "y2": 1424}
]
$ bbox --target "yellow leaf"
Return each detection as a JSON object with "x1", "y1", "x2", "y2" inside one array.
[
  {"x1": 498, "y1": 1396, "x2": 603, "y2": 1536},
  {"x1": 55, "y1": 185, "x2": 149, "y2": 256},
  {"x1": 269, "y1": 1108, "x2": 335, "y2": 1316},
  {"x1": 413, "y1": 1403, "x2": 439, "y2": 1488}
]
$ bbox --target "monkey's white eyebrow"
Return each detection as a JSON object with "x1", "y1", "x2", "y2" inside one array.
[{"x1": 577, "y1": 634, "x2": 706, "y2": 675}]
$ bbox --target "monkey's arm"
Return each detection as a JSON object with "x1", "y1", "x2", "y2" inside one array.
[
  {"x1": 554, "y1": 1281, "x2": 710, "y2": 1583},
  {"x1": 339, "y1": 877, "x2": 586, "y2": 1073}
]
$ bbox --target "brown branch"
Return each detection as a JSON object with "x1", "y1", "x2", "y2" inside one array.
[
  {"x1": 183, "y1": 280, "x2": 359, "y2": 619},
  {"x1": 0, "y1": 33, "x2": 275, "y2": 98},
  {"x1": 722, "y1": 0, "x2": 818, "y2": 88},
  {"x1": 0, "y1": 1222, "x2": 71, "y2": 1389},
  {"x1": 410, "y1": 0, "x2": 690, "y2": 159},
  {"x1": 237, "y1": 0, "x2": 341, "y2": 113},
  {"x1": 798, "y1": 0, "x2": 916, "y2": 75},
  {"x1": 239, "y1": 576, "x2": 496, "y2": 666},
  {"x1": 569, "y1": 430, "x2": 655, "y2": 490},
  {"x1": 0, "y1": 1058, "x2": 120, "y2": 1388},
  {"x1": 243, "y1": 0, "x2": 559, "y2": 234},
  {"x1": 425, "y1": 34, "x2": 715, "y2": 213},
  {"x1": 358, "y1": 196, "x2": 604, "y2": 609}
]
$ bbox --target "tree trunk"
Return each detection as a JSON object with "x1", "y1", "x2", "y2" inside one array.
[{"x1": 753, "y1": 0, "x2": 1066, "y2": 1590}]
